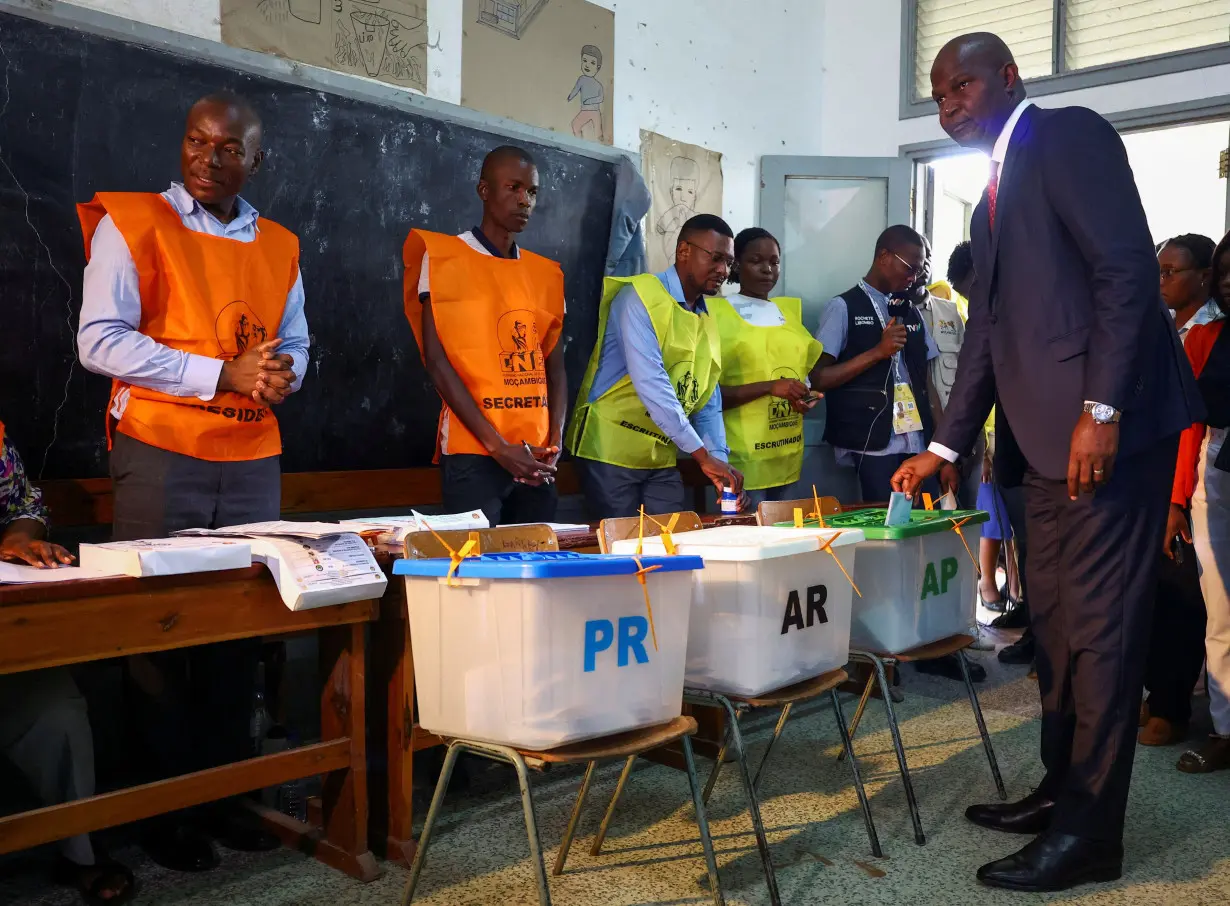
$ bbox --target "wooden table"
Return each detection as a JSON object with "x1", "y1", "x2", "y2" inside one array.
[
  {"x1": 370, "y1": 516, "x2": 755, "y2": 865},
  {"x1": 0, "y1": 568, "x2": 382, "y2": 882}
]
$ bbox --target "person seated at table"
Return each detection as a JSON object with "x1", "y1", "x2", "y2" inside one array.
[
  {"x1": 709, "y1": 227, "x2": 821, "y2": 509},
  {"x1": 567, "y1": 214, "x2": 743, "y2": 518},
  {"x1": 76, "y1": 91, "x2": 307, "y2": 871},
  {"x1": 403, "y1": 146, "x2": 567, "y2": 526},
  {"x1": 0, "y1": 422, "x2": 136, "y2": 904}
]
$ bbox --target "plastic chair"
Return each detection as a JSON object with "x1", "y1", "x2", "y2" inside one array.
[
  {"x1": 399, "y1": 524, "x2": 725, "y2": 906},
  {"x1": 754, "y1": 495, "x2": 842, "y2": 528},
  {"x1": 576, "y1": 512, "x2": 881, "y2": 906},
  {"x1": 843, "y1": 635, "x2": 1006, "y2": 845}
]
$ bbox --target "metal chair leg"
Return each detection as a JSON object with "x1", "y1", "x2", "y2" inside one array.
[
  {"x1": 830, "y1": 689, "x2": 883, "y2": 858},
  {"x1": 402, "y1": 741, "x2": 464, "y2": 905},
  {"x1": 712, "y1": 694, "x2": 780, "y2": 906},
  {"x1": 872, "y1": 655, "x2": 926, "y2": 845},
  {"x1": 701, "y1": 708, "x2": 741, "y2": 805},
  {"x1": 590, "y1": 755, "x2": 636, "y2": 856},
  {"x1": 507, "y1": 747, "x2": 552, "y2": 906},
  {"x1": 838, "y1": 669, "x2": 876, "y2": 763},
  {"x1": 751, "y1": 703, "x2": 792, "y2": 793},
  {"x1": 958, "y1": 650, "x2": 1006, "y2": 800},
  {"x1": 681, "y1": 734, "x2": 726, "y2": 906},
  {"x1": 552, "y1": 760, "x2": 597, "y2": 876}
]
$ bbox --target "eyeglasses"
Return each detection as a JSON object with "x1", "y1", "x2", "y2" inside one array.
[
  {"x1": 1159, "y1": 266, "x2": 1197, "y2": 281},
  {"x1": 891, "y1": 251, "x2": 924, "y2": 279},
  {"x1": 684, "y1": 240, "x2": 736, "y2": 270}
]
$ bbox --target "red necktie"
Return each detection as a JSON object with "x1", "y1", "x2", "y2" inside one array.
[{"x1": 987, "y1": 163, "x2": 1000, "y2": 230}]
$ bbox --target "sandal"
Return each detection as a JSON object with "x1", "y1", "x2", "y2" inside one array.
[
  {"x1": 1177, "y1": 735, "x2": 1230, "y2": 774},
  {"x1": 52, "y1": 854, "x2": 137, "y2": 906}
]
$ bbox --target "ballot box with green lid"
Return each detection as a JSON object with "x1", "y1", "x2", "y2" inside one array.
[
  {"x1": 611, "y1": 525, "x2": 863, "y2": 697},
  {"x1": 392, "y1": 551, "x2": 701, "y2": 749},
  {"x1": 776, "y1": 509, "x2": 988, "y2": 652}
]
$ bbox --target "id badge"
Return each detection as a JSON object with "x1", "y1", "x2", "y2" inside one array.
[{"x1": 892, "y1": 382, "x2": 924, "y2": 435}]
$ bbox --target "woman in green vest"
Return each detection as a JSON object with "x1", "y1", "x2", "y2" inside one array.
[{"x1": 709, "y1": 228, "x2": 823, "y2": 508}]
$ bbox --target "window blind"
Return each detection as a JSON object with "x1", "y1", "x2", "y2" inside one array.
[
  {"x1": 914, "y1": 0, "x2": 1055, "y2": 99},
  {"x1": 1065, "y1": 0, "x2": 1230, "y2": 71}
]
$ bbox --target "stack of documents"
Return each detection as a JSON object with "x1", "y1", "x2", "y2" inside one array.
[{"x1": 79, "y1": 537, "x2": 251, "y2": 578}]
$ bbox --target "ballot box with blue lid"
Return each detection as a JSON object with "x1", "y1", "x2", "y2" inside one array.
[
  {"x1": 611, "y1": 525, "x2": 863, "y2": 697},
  {"x1": 393, "y1": 551, "x2": 701, "y2": 749},
  {"x1": 778, "y1": 509, "x2": 990, "y2": 652}
]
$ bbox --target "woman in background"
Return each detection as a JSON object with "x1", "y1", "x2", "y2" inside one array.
[
  {"x1": 0, "y1": 421, "x2": 136, "y2": 904},
  {"x1": 1168, "y1": 232, "x2": 1230, "y2": 772},
  {"x1": 709, "y1": 228, "x2": 823, "y2": 510}
]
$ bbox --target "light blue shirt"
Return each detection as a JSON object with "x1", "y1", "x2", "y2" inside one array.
[
  {"x1": 78, "y1": 183, "x2": 309, "y2": 401},
  {"x1": 587, "y1": 267, "x2": 729, "y2": 461},
  {"x1": 814, "y1": 280, "x2": 938, "y2": 462},
  {"x1": 1176, "y1": 299, "x2": 1220, "y2": 343}
]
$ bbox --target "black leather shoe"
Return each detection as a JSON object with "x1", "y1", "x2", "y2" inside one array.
[
  {"x1": 977, "y1": 831, "x2": 1123, "y2": 891},
  {"x1": 142, "y1": 824, "x2": 219, "y2": 872},
  {"x1": 201, "y1": 805, "x2": 281, "y2": 853},
  {"x1": 998, "y1": 631, "x2": 1035, "y2": 665},
  {"x1": 965, "y1": 789, "x2": 1054, "y2": 834},
  {"x1": 915, "y1": 653, "x2": 986, "y2": 682},
  {"x1": 991, "y1": 604, "x2": 1029, "y2": 630}
]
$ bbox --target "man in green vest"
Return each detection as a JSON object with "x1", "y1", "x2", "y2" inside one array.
[{"x1": 568, "y1": 214, "x2": 742, "y2": 517}]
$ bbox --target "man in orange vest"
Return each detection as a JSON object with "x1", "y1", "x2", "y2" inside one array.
[
  {"x1": 403, "y1": 146, "x2": 567, "y2": 525},
  {"x1": 76, "y1": 92, "x2": 306, "y2": 872}
]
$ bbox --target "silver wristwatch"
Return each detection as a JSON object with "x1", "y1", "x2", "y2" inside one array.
[{"x1": 1083, "y1": 401, "x2": 1121, "y2": 425}]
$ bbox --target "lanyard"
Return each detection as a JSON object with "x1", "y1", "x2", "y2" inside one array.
[{"x1": 860, "y1": 282, "x2": 907, "y2": 384}]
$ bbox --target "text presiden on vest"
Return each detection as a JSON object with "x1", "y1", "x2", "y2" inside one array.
[
  {"x1": 403, "y1": 229, "x2": 565, "y2": 458},
  {"x1": 710, "y1": 296, "x2": 823, "y2": 490},
  {"x1": 568, "y1": 274, "x2": 721, "y2": 469},
  {"x1": 77, "y1": 192, "x2": 300, "y2": 461}
]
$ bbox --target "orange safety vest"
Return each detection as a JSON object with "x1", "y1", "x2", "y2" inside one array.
[
  {"x1": 77, "y1": 192, "x2": 300, "y2": 462},
  {"x1": 402, "y1": 230, "x2": 565, "y2": 458}
]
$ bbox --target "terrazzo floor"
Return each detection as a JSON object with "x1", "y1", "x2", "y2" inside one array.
[{"x1": 4, "y1": 637, "x2": 1230, "y2": 906}]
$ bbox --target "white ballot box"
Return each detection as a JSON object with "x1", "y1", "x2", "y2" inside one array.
[
  {"x1": 613, "y1": 525, "x2": 863, "y2": 697},
  {"x1": 816, "y1": 509, "x2": 988, "y2": 653},
  {"x1": 79, "y1": 537, "x2": 251, "y2": 578},
  {"x1": 393, "y1": 551, "x2": 701, "y2": 750}
]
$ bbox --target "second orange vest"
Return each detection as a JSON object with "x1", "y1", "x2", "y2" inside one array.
[
  {"x1": 403, "y1": 230, "x2": 565, "y2": 458},
  {"x1": 77, "y1": 192, "x2": 300, "y2": 462}
]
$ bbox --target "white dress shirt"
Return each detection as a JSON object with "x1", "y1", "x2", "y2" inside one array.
[
  {"x1": 929, "y1": 100, "x2": 1032, "y2": 465},
  {"x1": 78, "y1": 183, "x2": 310, "y2": 402}
]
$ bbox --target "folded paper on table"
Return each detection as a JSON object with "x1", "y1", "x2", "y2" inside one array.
[
  {"x1": 0, "y1": 561, "x2": 124, "y2": 584},
  {"x1": 79, "y1": 537, "x2": 252, "y2": 578},
  {"x1": 341, "y1": 510, "x2": 489, "y2": 544},
  {"x1": 250, "y1": 534, "x2": 388, "y2": 611},
  {"x1": 175, "y1": 521, "x2": 352, "y2": 540}
]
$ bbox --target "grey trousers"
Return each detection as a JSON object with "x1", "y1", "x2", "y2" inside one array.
[
  {"x1": 0, "y1": 669, "x2": 95, "y2": 863},
  {"x1": 573, "y1": 457, "x2": 687, "y2": 520},
  {"x1": 110, "y1": 434, "x2": 279, "y2": 784}
]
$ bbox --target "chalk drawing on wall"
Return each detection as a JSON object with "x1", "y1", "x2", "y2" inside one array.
[
  {"x1": 223, "y1": 0, "x2": 430, "y2": 94},
  {"x1": 462, "y1": 0, "x2": 613, "y2": 145},
  {"x1": 641, "y1": 130, "x2": 724, "y2": 274},
  {"x1": 566, "y1": 43, "x2": 604, "y2": 142},
  {"x1": 476, "y1": 0, "x2": 549, "y2": 40}
]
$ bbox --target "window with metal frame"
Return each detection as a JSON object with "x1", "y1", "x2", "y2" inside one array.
[{"x1": 909, "y1": 0, "x2": 1230, "y2": 107}]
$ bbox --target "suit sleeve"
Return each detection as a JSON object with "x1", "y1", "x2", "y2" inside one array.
[
  {"x1": 932, "y1": 271, "x2": 996, "y2": 458},
  {"x1": 1041, "y1": 108, "x2": 1159, "y2": 411}
]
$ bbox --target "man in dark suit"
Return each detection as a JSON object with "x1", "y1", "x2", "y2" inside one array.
[{"x1": 892, "y1": 33, "x2": 1200, "y2": 892}]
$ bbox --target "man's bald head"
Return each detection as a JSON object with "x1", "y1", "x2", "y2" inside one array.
[
  {"x1": 181, "y1": 91, "x2": 264, "y2": 216},
  {"x1": 930, "y1": 32, "x2": 1027, "y2": 152},
  {"x1": 480, "y1": 145, "x2": 536, "y2": 183}
]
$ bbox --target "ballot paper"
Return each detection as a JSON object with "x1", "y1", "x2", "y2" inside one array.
[
  {"x1": 0, "y1": 561, "x2": 123, "y2": 584},
  {"x1": 340, "y1": 510, "x2": 489, "y2": 545},
  {"x1": 885, "y1": 491, "x2": 914, "y2": 527},
  {"x1": 79, "y1": 537, "x2": 251, "y2": 578},
  {"x1": 250, "y1": 534, "x2": 388, "y2": 611},
  {"x1": 174, "y1": 521, "x2": 350, "y2": 540}
]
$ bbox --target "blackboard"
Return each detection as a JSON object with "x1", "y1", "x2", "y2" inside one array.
[{"x1": 0, "y1": 10, "x2": 615, "y2": 478}]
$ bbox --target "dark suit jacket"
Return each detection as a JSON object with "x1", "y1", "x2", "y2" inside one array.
[{"x1": 935, "y1": 104, "x2": 1202, "y2": 485}]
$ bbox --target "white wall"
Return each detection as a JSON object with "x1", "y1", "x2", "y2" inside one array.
[{"x1": 58, "y1": 0, "x2": 829, "y2": 233}]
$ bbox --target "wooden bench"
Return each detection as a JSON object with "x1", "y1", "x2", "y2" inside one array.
[{"x1": 0, "y1": 569, "x2": 381, "y2": 881}]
